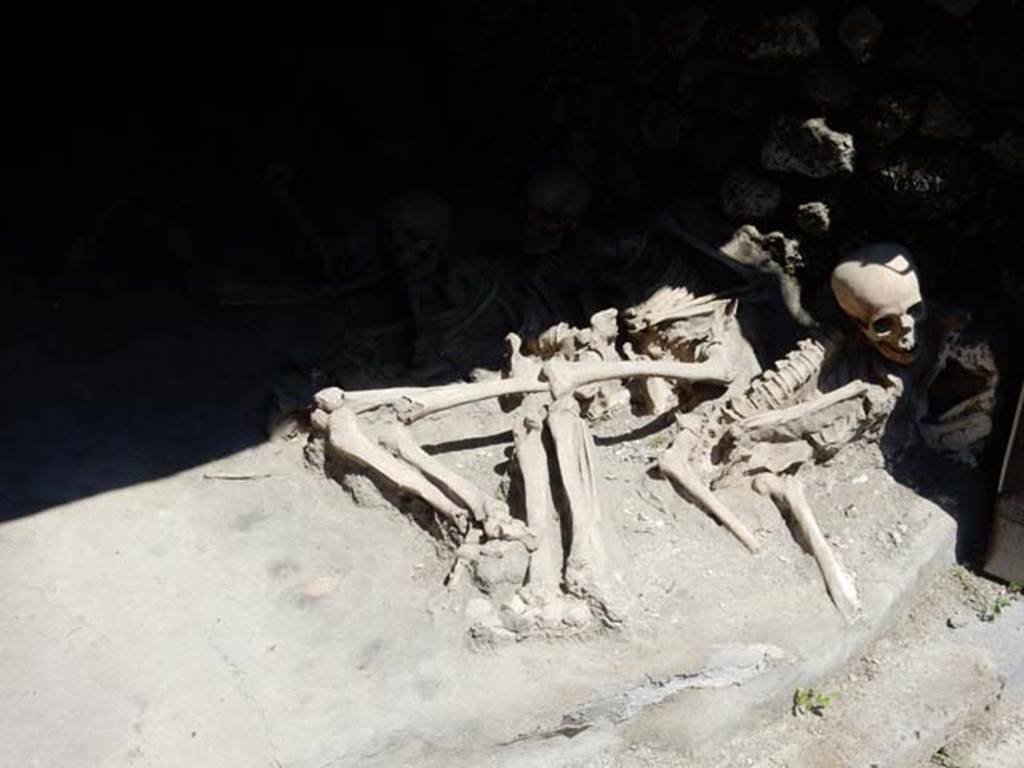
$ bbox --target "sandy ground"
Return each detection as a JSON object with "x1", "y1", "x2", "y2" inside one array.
[{"x1": 0, "y1": 284, "x2": 1006, "y2": 767}]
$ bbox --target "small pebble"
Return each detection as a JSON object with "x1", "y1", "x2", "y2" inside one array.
[
  {"x1": 303, "y1": 575, "x2": 339, "y2": 599},
  {"x1": 946, "y1": 611, "x2": 971, "y2": 629}
]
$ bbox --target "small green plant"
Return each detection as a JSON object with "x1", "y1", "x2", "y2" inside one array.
[
  {"x1": 980, "y1": 593, "x2": 1014, "y2": 622},
  {"x1": 978, "y1": 581, "x2": 1023, "y2": 622},
  {"x1": 792, "y1": 687, "x2": 832, "y2": 717},
  {"x1": 646, "y1": 434, "x2": 670, "y2": 450}
]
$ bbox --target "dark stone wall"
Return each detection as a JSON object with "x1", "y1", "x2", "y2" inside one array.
[{"x1": 4, "y1": 3, "x2": 1023, "y2": 333}]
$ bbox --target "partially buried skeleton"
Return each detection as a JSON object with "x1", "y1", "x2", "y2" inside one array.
[{"x1": 305, "y1": 235, "x2": 998, "y2": 641}]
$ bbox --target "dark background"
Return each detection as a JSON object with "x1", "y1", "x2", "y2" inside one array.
[{"x1": 2, "y1": 1, "x2": 1022, "y2": 525}]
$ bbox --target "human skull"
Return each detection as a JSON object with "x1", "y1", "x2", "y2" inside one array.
[
  {"x1": 831, "y1": 242, "x2": 925, "y2": 366},
  {"x1": 386, "y1": 191, "x2": 451, "y2": 280},
  {"x1": 523, "y1": 166, "x2": 592, "y2": 256}
]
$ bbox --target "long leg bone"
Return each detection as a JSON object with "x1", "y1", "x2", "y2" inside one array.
[
  {"x1": 547, "y1": 399, "x2": 633, "y2": 624},
  {"x1": 658, "y1": 430, "x2": 761, "y2": 553},
  {"x1": 752, "y1": 473, "x2": 860, "y2": 621},
  {"x1": 378, "y1": 422, "x2": 537, "y2": 548},
  {"x1": 378, "y1": 423, "x2": 489, "y2": 522},
  {"x1": 327, "y1": 407, "x2": 470, "y2": 533},
  {"x1": 513, "y1": 411, "x2": 564, "y2": 594}
]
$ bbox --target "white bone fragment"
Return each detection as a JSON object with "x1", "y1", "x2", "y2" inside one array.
[
  {"x1": 752, "y1": 473, "x2": 861, "y2": 621},
  {"x1": 658, "y1": 431, "x2": 761, "y2": 553},
  {"x1": 404, "y1": 356, "x2": 730, "y2": 422},
  {"x1": 322, "y1": 348, "x2": 731, "y2": 425},
  {"x1": 378, "y1": 423, "x2": 491, "y2": 523},
  {"x1": 326, "y1": 408, "x2": 469, "y2": 533},
  {"x1": 547, "y1": 400, "x2": 633, "y2": 624},
  {"x1": 401, "y1": 376, "x2": 550, "y2": 422},
  {"x1": 513, "y1": 411, "x2": 564, "y2": 594},
  {"x1": 315, "y1": 384, "x2": 440, "y2": 414},
  {"x1": 500, "y1": 332, "x2": 545, "y2": 412},
  {"x1": 541, "y1": 354, "x2": 731, "y2": 400},
  {"x1": 738, "y1": 380, "x2": 872, "y2": 431},
  {"x1": 624, "y1": 288, "x2": 736, "y2": 330}
]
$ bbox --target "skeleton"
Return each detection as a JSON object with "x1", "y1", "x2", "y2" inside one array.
[
  {"x1": 383, "y1": 191, "x2": 514, "y2": 371},
  {"x1": 313, "y1": 255, "x2": 881, "y2": 630},
  {"x1": 523, "y1": 165, "x2": 592, "y2": 257},
  {"x1": 648, "y1": 242, "x2": 933, "y2": 618},
  {"x1": 310, "y1": 297, "x2": 740, "y2": 638},
  {"x1": 654, "y1": 321, "x2": 898, "y2": 617},
  {"x1": 310, "y1": 228, "x2": 995, "y2": 634}
]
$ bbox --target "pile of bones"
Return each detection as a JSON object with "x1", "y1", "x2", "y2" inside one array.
[{"x1": 305, "y1": 241, "x2": 998, "y2": 642}]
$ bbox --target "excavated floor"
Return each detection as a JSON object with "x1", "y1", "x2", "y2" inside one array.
[{"x1": 0, "y1": 389, "x2": 975, "y2": 768}]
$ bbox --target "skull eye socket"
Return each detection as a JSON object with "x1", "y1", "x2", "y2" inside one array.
[
  {"x1": 907, "y1": 301, "x2": 924, "y2": 319},
  {"x1": 870, "y1": 316, "x2": 895, "y2": 337}
]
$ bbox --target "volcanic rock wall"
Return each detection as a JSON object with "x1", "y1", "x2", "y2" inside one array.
[
  {"x1": 426, "y1": 0, "x2": 1024, "y2": 324},
  {"x1": 6, "y1": 2, "x2": 1024, "y2": 336}
]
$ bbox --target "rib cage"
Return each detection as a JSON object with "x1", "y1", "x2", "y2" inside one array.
[{"x1": 725, "y1": 331, "x2": 841, "y2": 420}]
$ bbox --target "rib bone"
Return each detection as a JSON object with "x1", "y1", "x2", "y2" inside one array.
[
  {"x1": 752, "y1": 473, "x2": 860, "y2": 621},
  {"x1": 513, "y1": 411, "x2": 563, "y2": 594},
  {"x1": 547, "y1": 400, "x2": 633, "y2": 624},
  {"x1": 658, "y1": 430, "x2": 761, "y2": 553},
  {"x1": 327, "y1": 407, "x2": 469, "y2": 533}
]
